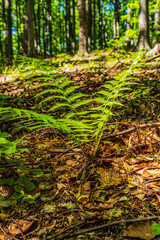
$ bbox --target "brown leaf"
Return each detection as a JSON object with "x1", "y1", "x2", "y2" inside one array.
[{"x1": 123, "y1": 222, "x2": 155, "y2": 240}]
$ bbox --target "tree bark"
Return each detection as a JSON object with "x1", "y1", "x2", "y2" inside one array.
[
  {"x1": 113, "y1": 0, "x2": 120, "y2": 39},
  {"x1": 72, "y1": 0, "x2": 76, "y2": 53},
  {"x1": 6, "y1": 0, "x2": 13, "y2": 61},
  {"x1": 155, "y1": 0, "x2": 160, "y2": 43},
  {"x1": 98, "y1": 0, "x2": 103, "y2": 48},
  {"x1": 47, "y1": 0, "x2": 53, "y2": 56},
  {"x1": 24, "y1": 0, "x2": 35, "y2": 57},
  {"x1": 78, "y1": 0, "x2": 88, "y2": 55},
  {"x1": 125, "y1": 7, "x2": 131, "y2": 48},
  {"x1": 137, "y1": 0, "x2": 150, "y2": 50}
]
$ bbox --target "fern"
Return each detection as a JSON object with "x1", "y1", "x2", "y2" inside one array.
[
  {"x1": 89, "y1": 49, "x2": 144, "y2": 155},
  {"x1": 0, "y1": 51, "x2": 144, "y2": 157}
]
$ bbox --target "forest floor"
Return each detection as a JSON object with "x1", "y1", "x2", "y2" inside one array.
[{"x1": 0, "y1": 50, "x2": 160, "y2": 240}]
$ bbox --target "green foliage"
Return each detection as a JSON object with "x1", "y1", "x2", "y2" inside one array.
[
  {"x1": 0, "y1": 129, "x2": 42, "y2": 204},
  {"x1": 0, "y1": 131, "x2": 28, "y2": 156},
  {"x1": 152, "y1": 222, "x2": 160, "y2": 236},
  {"x1": 0, "y1": 51, "x2": 144, "y2": 156},
  {"x1": 0, "y1": 95, "x2": 12, "y2": 107}
]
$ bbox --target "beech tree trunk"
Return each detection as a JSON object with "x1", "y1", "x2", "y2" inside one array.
[
  {"x1": 78, "y1": 0, "x2": 88, "y2": 55},
  {"x1": 137, "y1": 0, "x2": 150, "y2": 50}
]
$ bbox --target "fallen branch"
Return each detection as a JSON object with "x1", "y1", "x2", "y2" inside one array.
[
  {"x1": 54, "y1": 216, "x2": 158, "y2": 239},
  {"x1": 103, "y1": 122, "x2": 160, "y2": 139},
  {"x1": 144, "y1": 54, "x2": 160, "y2": 63}
]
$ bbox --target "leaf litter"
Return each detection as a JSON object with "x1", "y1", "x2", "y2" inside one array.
[{"x1": 0, "y1": 54, "x2": 160, "y2": 239}]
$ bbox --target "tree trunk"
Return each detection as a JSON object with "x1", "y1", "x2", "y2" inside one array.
[
  {"x1": 6, "y1": 0, "x2": 13, "y2": 61},
  {"x1": 47, "y1": 0, "x2": 53, "y2": 56},
  {"x1": 72, "y1": 0, "x2": 76, "y2": 53},
  {"x1": 155, "y1": 0, "x2": 160, "y2": 42},
  {"x1": 97, "y1": 0, "x2": 103, "y2": 49},
  {"x1": 15, "y1": 0, "x2": 20, "y2": 53},
  {"x1": 137, "y1": 0, "x2": 150, "y2": 50},
  {"x1": 113, "y1": 0, "x2": 120, "y2": 39},
  {"x1": 65, "y1": 0, "x2": 72, "y2": 53},
  {"x1": 88, "y1": 0, "x2": 92, "y2": 51},
  {"x1": 42, "y1": 2, "x2": 46, "y2": 58},
  {"x1": 2, "y1": 0, "x2": 7, "y2": 57},
  {"x1": 24, "y1": 0, "x2": 35, "y2": 57},
  {"x1": 93, "y1": 0, "x2": 96, "y2": 49},
  {"x1": 78, "y1": 0, "x2": 88, "y2": 55},
  {"x1": 37, "y1": 0, "x2": 41, "y2": 54},
  {"x1": 125, "y1": 7, "x2": 131, "y2": 48}
]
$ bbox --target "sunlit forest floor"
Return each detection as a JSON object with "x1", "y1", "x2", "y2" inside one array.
[{"x1": 0, "y1": 50, "x2": 160, "y2": 240}]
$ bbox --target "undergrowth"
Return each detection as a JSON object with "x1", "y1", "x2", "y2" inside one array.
[{"x1": 0, "y1": 50, "x2": 144, "y2": 157}]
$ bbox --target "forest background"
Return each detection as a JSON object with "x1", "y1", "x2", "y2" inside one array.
[{"x1": 0, "y1": 0, "x2": 160, "y2": 64}]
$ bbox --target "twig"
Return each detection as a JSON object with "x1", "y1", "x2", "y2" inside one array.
[
  {"x1": 0, "y1": 227, "x2": 20, "y2": 240},
  {"x1": 144, "y1": 54, "x2": 160, "y2": 63},
  {"x1": 103, "y1": 122, "x2": 160, "y2": 139},
  {"x1": 54, "y1": 216, "x2": 158, "y2": 239},
  {"x1": 47, "y1": 221, "x2": 86, "y2": 239}
]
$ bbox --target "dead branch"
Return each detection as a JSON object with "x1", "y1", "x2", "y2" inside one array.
[
  {"x1": 55, "y1": 216, "x2": 158, "y2": 239},
  {"x1": 103, "y1": 122, "x2": 160, "y2": 139},
  {"x1": 144, "y1": 54, "x2": 160, "y2": 63}
]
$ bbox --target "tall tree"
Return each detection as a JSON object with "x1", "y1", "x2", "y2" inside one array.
[
  {"x1": 113, "y1": 0, "x2": 120, "y2": 38},
  {"x1": 6, "y1": 0, "x2": 13, "y2": 60},
  {"x1": 97, "y1": 0, "x2": 103, "y2": 48},
  {"x1": 125, "y1": 7, "x2": 132, "y2": 48},
  {"x1": 65, "y1": 0, "x2": 72, "y2": 53},
  {"x1": 24, "y1": 0, "x2": 35, "y2": 57},
  {"x1": 137, "y1": 0, "x2": 150, "y2": 50},
  {"x1": 78, "y1": 0, "x2": 88, "y2": 54},
  {"x1": 155, "y1": 0, "x2": 160, "y2": 42},
  {"x1": 47, "y1": 0, "x2": 53, "y2": 56}
]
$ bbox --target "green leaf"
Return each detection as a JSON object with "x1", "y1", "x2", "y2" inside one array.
[
  {"x1": 152, "y1": 222, "x2": 160, "y2": 236},
  {"x1": 17, "y1": 176, "x2": 35, "y2": 191},
  {"x1": 0, "y1": 178, "x2": 14, "y2": 186}
]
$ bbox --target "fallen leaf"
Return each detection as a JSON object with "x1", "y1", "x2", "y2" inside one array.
[{"x1": 123, "y1": 222, "x2": 155, "y2": 240}]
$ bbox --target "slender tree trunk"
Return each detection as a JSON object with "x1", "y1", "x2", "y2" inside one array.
[
  {"x1": 0, "y1": 30, "x2": 3, "y2": 63},
  {"x1": 137, "y1": 0, "x2": 150, "y2": 50},
  {"x1": 47, "y1": 0, "x2": 52, "y2": 56},
  {"x1": 155, "y1": 0, "x2": 160, "y2": 42},
  {"x1": 72, "y1": 0, "x2": 76, "y2": 53},
  {"x1": 6, "y1": 0, "x2": 13, "y2": 60},
  {"x1": 78, "y1": 0, "x2": 88, "y2": 55},
  {"x1": 27, "y1": 0, "x2": 35, "y2": 56},
  {"x1": 97, "y1": 0, "x2": 103, "y2": 48},
  {"x1": 42, "y1": 2, "x2": 46, "y2": 58},
  {"x1": 33, "y1": 5, "x2": 38, "y2": 55},
  {"x1": 88, "y1": 0, "x2": 92, "y2": 51},
  {"x1": 113, "y1": 0, "x2": 120, "y2": 39},
  {"x1": 125, "y1": 7, "x2": 131, "y2": 48},
  {"x1": 16, "y1": 0, "x2": 20, "y2": 53},
  {"x1": 93, "y1": 0, "x2": 96, "y2": 49},
  {"x1": 23, "y1": 0, "x2": 28, "y2": 56},
  {"x1": 2, "y1": 0, "x2": 7, "y2": 57},
  {"x1": 65, "y1": 0, "x2": 72, "y2": 53},
  {"x1": 24, "y1": 0, "x2": 35, "y2": 57},
  {"x1": 37, "y1": 0, "x2": 41, "y2": 54}
]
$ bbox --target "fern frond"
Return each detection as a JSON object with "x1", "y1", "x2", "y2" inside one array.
[
  {"x1": 64, "y1": 86, "x2": 83, "y2": 96},
  {"x1": 58, "y1": 80, "x2": 74, "y2": 89},
  {"x1": 67, "y1": 93, "x2": 88, "y2": 102},
  {"x1": 40, "y1": 95, "x2": 67, "y2": 105},
  {"x1": 48, "y1": 103, "x2": 71, "y2": 111},
  {"x1": 34, "y1": 89, "x2": 63, "y2": 99}
]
